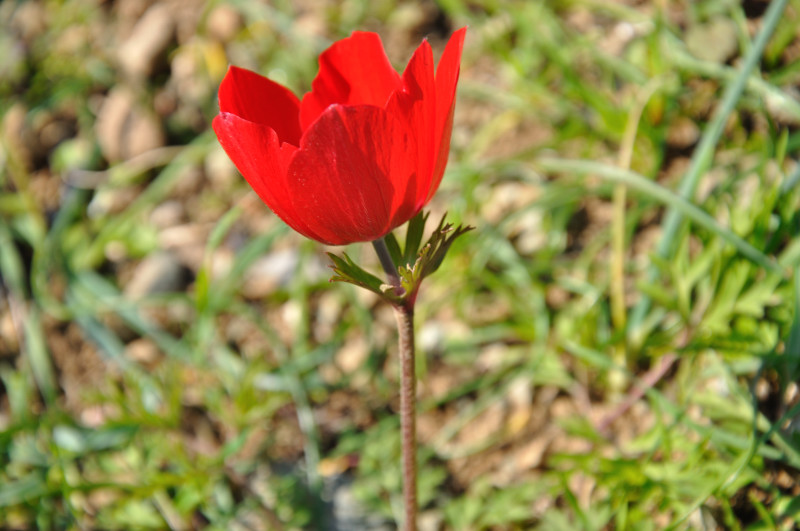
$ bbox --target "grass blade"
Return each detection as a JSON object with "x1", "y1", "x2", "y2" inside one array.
[
  {"x1": 536, "y1": 158, "x2": 782, "y2": 275},
  {"x1": 629, "y1": 0, "x2": 789, "y2": 334}
]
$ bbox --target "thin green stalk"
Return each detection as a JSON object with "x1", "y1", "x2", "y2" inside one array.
[
  {"x1": 628, "y1": 0, "x2": 789, "y2": 343},
  {"x1": 609, "y1": 76, "x2": 665, "y2": 391},
  {"x1": 373, "y1": 237, "x2": 402, "y2": 291}
]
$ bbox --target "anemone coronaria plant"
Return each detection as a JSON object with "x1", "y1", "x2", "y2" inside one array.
[{"x1": 213, "y1": 28, "x2": 470, "y2": 530}]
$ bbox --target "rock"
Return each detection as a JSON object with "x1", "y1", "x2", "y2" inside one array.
[
  {"x1": 206, "y1": 4, "x2": 243, "y2": 42},
  {"x1": 327, "y1": 475, "x2": 393, "y2": 531},
  {"x1": 419, "y1": 320, "x2": 445, "y2": 353},
  {"x1": 419, "y1": 510, "x2": 443, "y2": 531},
  {"x1": 170, "y1": 164, "x2": 204, "y2": 197},
  {"x1": 38, "y1": 115, "x2": 75, "y2": 154},
  {"x1": 666, "y1": 115, "x2": 700, "y2": 150},
  {"x1": 242, "y1": 249, "x2": 328, "y2": 298},
  {"x1": 452, "y1": 401, "x2": 505, "y2": 450},
  {"x1": 157, "y1": 223, "x2": 209, "y2": 271},
  {"x1": 492, "y1": 426, "x2": 556, "y2": 485},
  {"x1": 205, "y1": 144, "x2": 239, "y2": 191},
  {"x1": 313, "y1": 291, "x2": 342, "y2": 343},
  {"x1": 0, "y1": 310, "x2": 19, "y2": 358},
  {"x1": 335, "y1": 335, "x2": 369, "y2": 374},
  {"x1": 482, "y1": 181, "x2": 540, "y2": 224},
  {"x1": 149, "y1": 199, "x2": 185, "y2": 230},
  {"x1": 88, "y1": 186, "x2": 139, "y2": 218},
  {"x1": 686, "y1": 17, "x2": 738, "y2": 64},
  {"x1": 2, "y1": 103, "x2": 33, "y2": 171},
  {"x1": 28, "y1": 171, "x2": 62, "y2": 213},
  {"x1": 95, "y1": 87, "x2": 165, "y2": 162},
  {"x1": 114, "y1": 0, "x2": 152, "y2": 38},
  {"x1": 124, "y1": 252, "x2": 188, "y2": 298},
  {"x1": 117, "y1": 3, "x2": 175, "y2": 81},
  {"x1": 9, "y1": 1, "x2": 48, "y2": 43},
  {"x1": 169, "y1": 45, "x2": 212, "y2": 106},
  {"x1": 124, "y1": 337, "x2": 160, "y2": 366},
  {"x1": 242, "y1": 248, "x2": 300, "y2": 298},
  {"x1": 512, "y1": 209, "x2": 546, "y2": 255}
]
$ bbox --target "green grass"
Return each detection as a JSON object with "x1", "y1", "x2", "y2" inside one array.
[{"x1": 2, "y1": 0, "x2": 800, "y2": 528}]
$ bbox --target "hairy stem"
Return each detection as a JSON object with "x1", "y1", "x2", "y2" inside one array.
[
  {"x1": 372, "y1": 237, "x2": 416, "y2": 530},
  {"x1": 394, "y1": 303, "x2": 417, "y2": 531}
]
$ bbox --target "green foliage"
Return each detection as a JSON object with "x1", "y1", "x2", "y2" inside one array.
[
  {"x1": 2, "y1": 0, "x2": 800, "y2": 529},
  {"x1": 330, "y1": 213, "x2": 472, "y2": 306}
]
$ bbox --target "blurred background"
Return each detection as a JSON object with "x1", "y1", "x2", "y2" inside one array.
[{"x1": 2, "y1": 0, "x2": 800, "y2": 529}]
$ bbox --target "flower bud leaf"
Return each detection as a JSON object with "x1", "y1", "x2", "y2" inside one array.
[
  {"x1": 403, "y1": 211, "x2": 429, "y2": 267},
  {"x1": 328, "y1": 213, "x2": 471, "y2": 307},
  {"x1": 383, "y1": 232, "x2": 404, "y2": 267},
  {"x1": 418, "y1": 214, "x2": 473, "y2": 280},
  {"x1": 327, "y1": 252, "x2": 387, "y2": 297}
]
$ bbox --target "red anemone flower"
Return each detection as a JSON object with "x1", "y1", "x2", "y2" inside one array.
[{"x1": 212, "y1": 28, "x2": 466, "y2": 245}]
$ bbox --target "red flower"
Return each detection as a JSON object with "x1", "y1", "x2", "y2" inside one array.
[{"x1": 212, "y1": 28, "x2": 466, "y2": 245}]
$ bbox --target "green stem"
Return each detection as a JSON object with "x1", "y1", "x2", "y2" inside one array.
[
  {"x1": 610, "y1": 76, "x2": 665, "y2": 392},
  {"x1": 372, "y1": 238, "x2": 403, "y2": 294}
]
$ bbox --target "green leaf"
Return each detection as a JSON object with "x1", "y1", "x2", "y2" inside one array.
[
  {"x1": 328, "y1": 252, "x2": 398, "y2": 301},
  {"x1": 783, "y1": 266, "x2": 800, "y2": 383},
  {"x1": 0, "y1": 219, "x2": 27, "y2": 299},
  {"x1": 535, "y1": 158, "x2": 782, "y2": 275},
  {"x1": 327, "y1": 212, "x2": 472, "y2": 307},
  {"x1": 197, "y1": 206, "x2": 242, "y2": 313},
  {"x1": 395, "y1": 213, "x2": 472, "y2": 303},
  {"x1": 418, "y1": 214, "x2": 473, "y2": 278},
  {"x1": 403, "y1": 210, "x2": 429, "y2": 266},
  {"x1": 383, "y1": 232, "x2": 403, "y2": 266},
  {"x1": 0, "y1": 474, "x2": 49, "y2": 507},
  {"x1": 23, "y1": 307, "x2": 57, "y2": 404}
]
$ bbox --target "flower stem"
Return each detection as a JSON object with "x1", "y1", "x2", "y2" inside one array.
[
  {"x1": 394, "y1": 303, "x2": 417, "y2": 531},
  {"x1": 372, "y1": 237, "x2": 417, "y2": 530},
  {"x1": 372, "y1": 238, "x2": 402, "y2": 292}
]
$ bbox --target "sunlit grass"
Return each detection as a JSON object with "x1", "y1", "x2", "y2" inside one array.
[{"x1": 2, "y1": 0, "x2": 800, "y2": 528}]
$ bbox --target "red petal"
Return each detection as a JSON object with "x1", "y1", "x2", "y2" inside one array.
[
  {"x1": 299, "y1": 32, "x2": 403, "y2": 130},
  {"x1": 287, "y1": 105, "x2": 417, "y2": 245},
  {"x1": 212, "y1": 113, "x2": 331, "y2": 243},
  {"x1": 218, "y1": 66, "x2": 302, "y2": 146},
  {"x1": 428, "y1": 27, "x2": 467, "y2": 201},
  {"x1": 387, "y1": 39, "x2": 436, "y2": 216}
]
